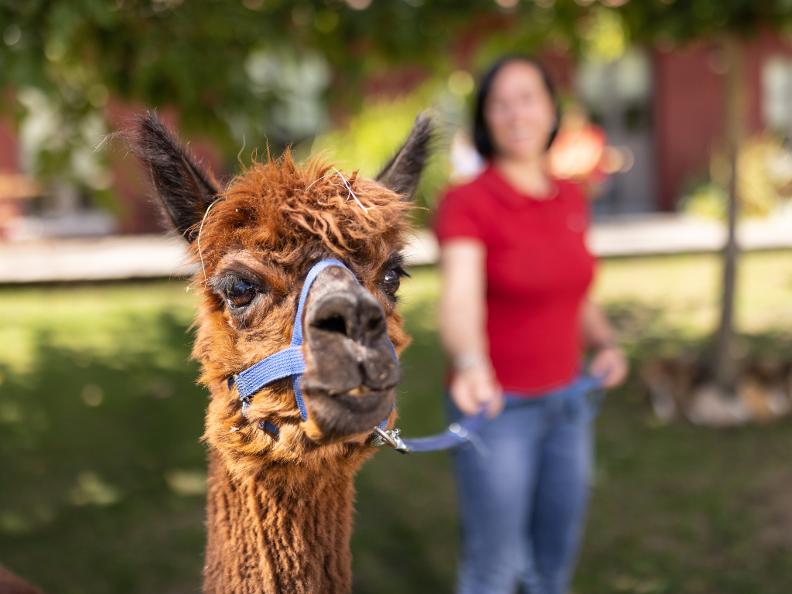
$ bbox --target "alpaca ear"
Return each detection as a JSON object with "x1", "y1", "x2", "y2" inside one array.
[
  {"x1": 376, "y1": 113, "x2": 433, "y2": 201},
  {"x1": 130, "y1": 112, "x2": 220, "y2": 242}
]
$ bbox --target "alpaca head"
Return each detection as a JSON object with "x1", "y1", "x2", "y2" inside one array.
[{"x1": 131, "y1": 113, "x2": 431, "y2": 475}]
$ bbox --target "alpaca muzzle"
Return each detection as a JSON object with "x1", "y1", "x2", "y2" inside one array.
[
  {"x1": 300, "y1": 268, "x2": 399, "y2": 438},
  {"x1": 227, "y1": 258, "x2": 397, "y2": 441}
]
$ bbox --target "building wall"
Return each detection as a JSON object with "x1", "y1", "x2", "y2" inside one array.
[
  {"x1": 0, "y1": 117, "x2": 19, "y2": 172},
  {"x1": 652, "y1": 42, "x2": 726, "y2": 211},
  {"x1": 652, "y1": 31, "x2": 792, "y2": 211},
  {"x1": 105, "y1": 100, "x2": 224, "y2": 235}
]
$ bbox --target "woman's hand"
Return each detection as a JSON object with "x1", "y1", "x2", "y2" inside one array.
[
  {"x1": 450, "y1": 361, "x2": 504, "y2": 417},
  {"x1": 589, "y1": 346, "x2": 628, "y2": 388},
  {"x1": 439, "y1": 240, "x2": 502, "y2": 417}
]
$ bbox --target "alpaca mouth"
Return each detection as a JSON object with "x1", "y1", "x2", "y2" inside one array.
[{"x1": 302, "y1": 384, "x2": 396, "y2": 439}]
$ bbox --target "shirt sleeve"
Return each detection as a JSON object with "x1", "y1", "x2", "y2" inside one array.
[{"x1": 433, "y1": 186, "x2": 486, "y2": 245}]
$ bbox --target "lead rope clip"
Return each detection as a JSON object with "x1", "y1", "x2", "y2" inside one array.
[{"x1": 371, "y1": 426, "x2": 409, "y2": 454}]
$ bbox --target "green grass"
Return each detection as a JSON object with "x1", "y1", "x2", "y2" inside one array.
[{"x1": 1, "y1": 251, "x2": 791, "y2": 593}]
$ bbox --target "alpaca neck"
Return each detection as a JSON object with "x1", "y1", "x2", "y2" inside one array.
[{"x1": 203, "y1": 449, "x2": 358, "y2": 594}]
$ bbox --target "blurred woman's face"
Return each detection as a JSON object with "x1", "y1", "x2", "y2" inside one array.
[{"x1": 484, "y1": 61, "x2": 556, "y2": 161}]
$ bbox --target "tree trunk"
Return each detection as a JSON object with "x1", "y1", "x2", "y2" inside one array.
[{"x1": 713, "y1": 36, "x2": 745, "y2": 394}]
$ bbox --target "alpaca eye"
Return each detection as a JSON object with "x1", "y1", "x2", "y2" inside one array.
[
  {"x1": 225, "y1": 279, "x2": 257, "y2": 308},
  {"x1": 382, "y1": 268, "x2": 403, "y2": 296}
]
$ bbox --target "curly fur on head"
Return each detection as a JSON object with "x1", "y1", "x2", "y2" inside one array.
[
  {"x1": 193, "y1": 153, "x2": 412, "y2": 279},
  {"x1": 192, "y1": 153, "x2": 413, "y2": 477}
]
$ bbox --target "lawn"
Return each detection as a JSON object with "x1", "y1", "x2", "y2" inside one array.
[{"x1": 1, "y1": 251, "x2": 791, "y2": 594}]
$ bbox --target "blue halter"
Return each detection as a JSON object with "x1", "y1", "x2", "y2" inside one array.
[{"x1": 227, "y1": 258, "x2": 393, "y2": 428}]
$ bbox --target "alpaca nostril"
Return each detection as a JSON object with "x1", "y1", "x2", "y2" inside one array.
[
  {"x1": 313, "y1": 313, "x2": 348, "y2": 337},
  {"x1": 362, "y1": 313, "x2": 386, "y2": 341},
  {"x1": 357, "y1": 297, "x2": 387, "y2": 345},
  {"x1": 308, "y1": 291, "x2": 387, "y2": 347},
  {"x1": 366, "y1": 316, "x2": 384, "y2": 334}
]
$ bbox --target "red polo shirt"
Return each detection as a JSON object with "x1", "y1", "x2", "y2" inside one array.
[{"x1": 434, "y1": 165, "x2": 596, "y2": 395}]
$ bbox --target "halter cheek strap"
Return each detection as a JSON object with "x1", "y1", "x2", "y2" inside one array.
[{"x1": 227, "y1": 258, "x2": 395, "y2": 428}]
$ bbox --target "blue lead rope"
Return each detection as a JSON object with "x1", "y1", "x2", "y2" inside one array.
[
  {"x1": 398, "y1": 412, "x2": 489, "y2": 453},
  {"x1": 374, "y1": 373, "x2": 605, "y2": 455}
]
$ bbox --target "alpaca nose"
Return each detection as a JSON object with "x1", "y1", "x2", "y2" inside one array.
[
  {"x1": 310, "y1": 292, "x2": 387, "y2": 347},
  {"x1": 303, "y1": 277, "x2": 399, "y2": 394}
]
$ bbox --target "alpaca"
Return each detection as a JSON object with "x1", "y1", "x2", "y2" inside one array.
[{"x1": 130, "y1": 112, "x2": 431, "y2": 594}]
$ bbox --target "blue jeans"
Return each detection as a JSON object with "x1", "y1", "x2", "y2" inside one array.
[{"x1": 448, "y1": 375, "x2": 601, "y2": 594}]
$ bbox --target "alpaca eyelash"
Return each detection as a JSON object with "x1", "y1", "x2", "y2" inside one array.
[
  {"x1": 210, "y1": 273, "x2": 265, "y2": 303},
  {"x1": 383, "y1": 252, "x2": 408, "y2": 276},
  {"x1": 394, "y1": 265, "x2": 410, "y2": 279}
]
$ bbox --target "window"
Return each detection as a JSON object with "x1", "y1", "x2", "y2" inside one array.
[{"x1": 762, "y1": 56, "x2": 792, "y2": 135}]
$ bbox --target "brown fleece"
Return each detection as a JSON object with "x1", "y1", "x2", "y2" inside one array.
[
  {"x1": 187, "y1": 153, "x2": 412, "y2": 593},
  {"x1": 203, "y1": 449, "x2": 361, "y2": 594}
]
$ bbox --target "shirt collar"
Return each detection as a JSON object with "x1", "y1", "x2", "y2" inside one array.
[{"x1": 479, "y1": 163, "x2": 559, "y2": 209}]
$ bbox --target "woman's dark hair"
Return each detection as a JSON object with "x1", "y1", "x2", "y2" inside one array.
[{"x1": 472, "y1": 54, "x2": 560, "y2": 159}]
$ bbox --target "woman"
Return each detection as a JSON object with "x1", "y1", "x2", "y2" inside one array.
[{"x1": 434, "y1": 55, "x2": 628, "y2": 594}]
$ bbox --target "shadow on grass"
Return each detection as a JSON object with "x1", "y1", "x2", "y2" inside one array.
[{"x1": 0, "y1": 312, "x2": 206, "y2": 594}]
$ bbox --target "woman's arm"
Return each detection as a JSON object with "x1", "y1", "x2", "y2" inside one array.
[
  {"x1": 439, "y1": 239, "x2": 503, "y2": 416},
  {"x1": 581, "y1": 299, "x2": 628, "y2": 388}
]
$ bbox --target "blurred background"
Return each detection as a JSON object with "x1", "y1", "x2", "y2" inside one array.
[{"x1": 1, "y1": 1, "x2": 792, "y2": 592}]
